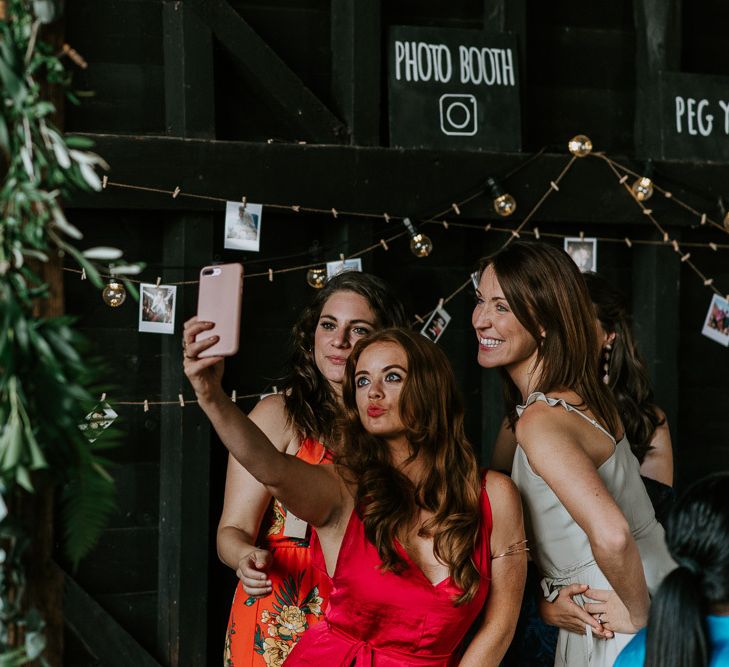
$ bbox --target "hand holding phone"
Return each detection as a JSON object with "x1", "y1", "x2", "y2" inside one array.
[{"x1": 195, "y1": 263, "x2": 243, "y2": 357}]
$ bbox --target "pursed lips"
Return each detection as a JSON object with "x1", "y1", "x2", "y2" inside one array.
[
  {"x1": 326, "y1": 355, "x2": 347, "y2": 365},
  {"x1": 367, "y1": 405, "x2": 386, "y2": 417}
]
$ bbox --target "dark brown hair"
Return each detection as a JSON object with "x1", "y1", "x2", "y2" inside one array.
[
  {"x1": 281, "y1": 272, "x2": 408, "y2": 445},
  {"x1": 338, "y1": 328, "x2": 483, "y2": 605},
  {"x1": 583, "y1": 273, "x2": 664, "y2": 463},
  {"x1": 478, "y1": 241, "x2": 620, "y2": 435}
]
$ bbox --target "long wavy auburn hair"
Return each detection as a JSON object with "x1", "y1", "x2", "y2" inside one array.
[
  {"x1": 478, "y1": 242, "x2": 621, "y2": 435},
  {"x1": 338, "y1": 328, "x2": 483, "y2": 605},
  {"x1": 583, "y1": 273, "x2": 664, "y2": 463},
  {"x1": 281, "y1": 272, "x2": 408, "y2": 446},
  {"x1": 645, "y1": 473, "x2": 729, "y2": 667}
]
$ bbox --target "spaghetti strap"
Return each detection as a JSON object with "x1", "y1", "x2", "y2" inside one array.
[{"x1": 517, "y1": 391, "x2": 616, "y2": 445}]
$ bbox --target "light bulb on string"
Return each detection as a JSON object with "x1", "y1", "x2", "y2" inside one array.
[
  {"x1": 306, "y1": 267, "x2": 327, "y2": 289},
  {"x1": 568, "y1": 134, "x2": 593, "y2": 157},
  {"x1": 102, "y1": 277, "x2": 126, "y2": 307},
  {"x1": 631, "y1": 176, "x2": 654, "y2": 202},
  {"x1": 485, "y1": 177, "x2": 517, "y2": 217},
  {"x1": 402, "y1": 218, "x2": 433, "y2": 258}
]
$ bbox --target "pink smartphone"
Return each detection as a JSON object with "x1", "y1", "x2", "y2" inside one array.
[{"x1": 195, "y1": 263, "x2": 243, "y2": 357}]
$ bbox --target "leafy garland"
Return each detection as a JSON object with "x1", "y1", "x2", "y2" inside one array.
[{"x1": 0, "y1": 1, "x2": 137, "y2": 663}]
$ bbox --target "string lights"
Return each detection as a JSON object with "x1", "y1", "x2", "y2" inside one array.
[
  {"x1": 305, "y1": 267, "x2": 327, "y2": 289},
  {"x1": 402, "y1": 217, "x2": 433, "y2": 258},
  {"x1": 101, "y1": 278, "x2": 126, "y2": 307},
  {"x1": 567, "y1": 134, "x2": 593, "y2": 158},
  {"x1": 484, "y1": 177, "x2": 517, "y2": 217}
]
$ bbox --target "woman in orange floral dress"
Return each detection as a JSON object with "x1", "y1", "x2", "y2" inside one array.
[{"x1": 183, "y1": 272, "x2": 408, "y2": 666}]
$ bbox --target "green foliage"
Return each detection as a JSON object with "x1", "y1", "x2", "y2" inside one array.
[{"x1": 0, "y1": 1, "x2": 138, "y2": 662}]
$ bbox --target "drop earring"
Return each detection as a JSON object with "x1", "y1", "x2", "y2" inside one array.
[{"x1": 601, "y1": 343, "x2": 612, "y2": 384}]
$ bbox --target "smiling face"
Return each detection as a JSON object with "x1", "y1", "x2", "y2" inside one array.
[
  {"x1": 313, "y1": 290, "x2": 377, "y2": 393},
  {"x1": 353, "y1": 341, "x2": 407, "y2": 443},
  {"x1": 471, "y1": 265, "x2": 540, "y2": 377}
]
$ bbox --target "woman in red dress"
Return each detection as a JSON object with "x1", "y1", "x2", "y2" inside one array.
[
  {"x1": 184, "y1": 272, "x2": 408, "y2": 666},
  {"x1": 187, "y1": 326, "x2": 527, "y2": 666}
]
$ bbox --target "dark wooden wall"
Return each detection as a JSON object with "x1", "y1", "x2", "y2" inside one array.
[{"x1": 58, "y1": 1, "x2": 729, "y2": 665}]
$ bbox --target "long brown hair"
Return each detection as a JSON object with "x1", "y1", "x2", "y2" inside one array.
[
  {"x1": 281, "y1": 272, "x2": 408, "y2": 445},
  {"x1": 584, "y1": 273, "x2": 664, "y2": 463},
  {"x1": 479, "y1": 241, "x2": 620, "y2": 435},
  {"x1": 338, "y1": 328, "x2": 483, "y2": 605}
]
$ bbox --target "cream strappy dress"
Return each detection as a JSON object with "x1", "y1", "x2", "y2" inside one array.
[{"x1": 511, "y1": 392, "x2": 675, "y2": 666}]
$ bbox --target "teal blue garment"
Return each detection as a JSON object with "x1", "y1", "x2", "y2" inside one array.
[{"x1": 615, "y1": 615, "x2": 729, "y2": 666}]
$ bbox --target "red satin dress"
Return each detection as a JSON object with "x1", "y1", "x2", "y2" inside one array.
[{"x1": 286, "y1": 476, "x2": 493, "y2": 666}]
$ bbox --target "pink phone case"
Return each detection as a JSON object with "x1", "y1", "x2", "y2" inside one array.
[{"x1": 196, "y1": 263, "x2": 243, "y2": 357}]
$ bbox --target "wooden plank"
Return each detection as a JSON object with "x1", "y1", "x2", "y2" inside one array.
[
  {"x1": 157, "y1": 215, "x2": 214, "y2": 667},
  {"x1": 631, "y1": 242, "x2": 681, "y2": 464},
  {"x1": 63, "y1": 570, "x2": 163, "y2": 667},
  {"x1": 330, "y1": 0, "x2": 380, "y2": 145},
  {"x1": 632, "y1": 0, "x2": 682, "y2": 156},
  {"x1": 163, "y1": 1, "x2": 215, "y2": 138},
  {"x1": 67, "y1": 134, "x2": 729, "y2": 228},
  {"x1": 190, "y1": 0, "x2": 345, "y2": 143}
]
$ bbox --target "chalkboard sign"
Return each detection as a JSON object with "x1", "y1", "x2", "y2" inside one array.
[
  {"x1": 388, "y1": 26, "x2": 521, "y2": 152},
  {"x1": 656, "y1": 71, "x2": 729, "y2": 162}
]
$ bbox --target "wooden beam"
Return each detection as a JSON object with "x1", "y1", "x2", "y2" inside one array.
[
  {"x1": 190, "y1": 0, "x2": 345, "y2": 143},
  {"x1": 330, "y1": 0, "x2": 380, "y2": 145},
  {"x1": 633, "y1": 0, "x2": 682, "y2": 156},
  {"x1": 70, "y1": 134, "x2": 729, "y2": 230},
  {"x1": 163, "y1": 0, "x2": 215, "y2": 138},
  {"x1": 157, "y1": 215, "x2": 214, "y2": 666},
  {"x1": 63, "y1": 570, "x2": 162, "y2": 667},
  {"x1": 631, "y1": 241, "x2": 680, "y2": 463}
]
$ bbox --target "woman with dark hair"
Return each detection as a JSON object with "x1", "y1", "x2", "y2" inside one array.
[
  {"x1": 582, "y1": 273, "x2": 673, "y2": 510},
  {"x1": 184, "y1": 271, "x2": 408, "y2": 666},
  {"x1": 472, "y1": 241, "x2": 674, "y2": 665},
  {"x1": 615, "y1": 473, "x2": 729, "y2": 666},
  {"x1": 188, "y1": 326, "x2": 527, "y2": 665}
]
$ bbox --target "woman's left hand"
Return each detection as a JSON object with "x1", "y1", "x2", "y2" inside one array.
[
  {"x1": 538, "y1": 584, "x2": 614, "y2": 638},
  {"x1": 583, "y1": 588, "x2": 646, "y2": 635}
]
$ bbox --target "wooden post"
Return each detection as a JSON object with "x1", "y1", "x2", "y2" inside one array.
[
  {"x1": 157, "y1": 215, "x2": 214, "y2": 666},
  {"x1": 330, "y1": 0, "x2": 381, "y2": 145}
]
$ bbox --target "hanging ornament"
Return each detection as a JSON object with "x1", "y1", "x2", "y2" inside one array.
[
  {"x1": 306, "y1": 267, "x2": 327, "y2": 289},
  {"x1": 402, "y1": 218, "x2": 433, "y2": 258},
  {"x1": 485, "y1": 177, "x2": 517, "y2": 217},
  {"x1": 568, "y1": 134, "x2": 593, "y2": 158},
  {"x1": 631, "y1": 176, "x2": 654, "y2": 202},
  {"x1": 102, "y1": 278, "x2": 126, "y2": 307}
]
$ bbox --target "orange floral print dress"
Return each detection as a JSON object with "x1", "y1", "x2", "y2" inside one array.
[{"x1": 223, "y1": 437, "x2": 333, "y2": 667}]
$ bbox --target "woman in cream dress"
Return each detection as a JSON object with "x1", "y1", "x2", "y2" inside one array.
[{"x1": 472, "y1": 241, "x2": 674, "y2": 665}]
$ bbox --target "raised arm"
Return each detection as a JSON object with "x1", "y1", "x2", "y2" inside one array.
[
  {"x1": 460, "y1": 472, "x2": 527, "y2": 667},
  {"x1": 516, "y1": 404, "x2": 650, "y2": 634},
  {"x1": 184, "y1": 317, "x2": 346, "y2": 528}
]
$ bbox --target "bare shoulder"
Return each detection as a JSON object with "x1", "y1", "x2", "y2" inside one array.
[
  {"x1": 248, "y1": 393, "x2": 295, "y2": 452},
  {"x1": 485, "y1": 470, "x2": 521, "y2": 510},
  {"x1": 514, "y1": 400, "x2": 566, "y2": 446}
]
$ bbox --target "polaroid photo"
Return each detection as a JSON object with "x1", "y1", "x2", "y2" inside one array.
[
  {"x1": 139, "y1": 283, "x2": 177, "y2": 335},
  {"x1": 78, "y1": 401, "x2": 118, "y2": 443},
  {"x1": 260, "y1": 386, "x2": 280, "y2": 401},
  {"x1": 326, "y1": 257, "x2": 363, "y2": 280},
  {"x1": 471, "y1": 270, "x2": 480, "y2": 291},
  {"x1": 420, "y1": 304, "x2": 451, "y2": 343},
  {"x1": 564, "y1": 237, "x2": 597, "y2": 273},
  {"x1": 701, "y1": 294, "x2": 729, "y2": 347},
  {"x1": 224, "y1": 200, "x2": 263, "y2": 252}
]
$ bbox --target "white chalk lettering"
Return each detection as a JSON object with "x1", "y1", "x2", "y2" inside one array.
[
  {"x1": 458, "y1": 47, "x2": 515, "y2": 86},
  {"x1": 395, "y1": 40, "x2": 453, "y2": 83},
  {"x1": 720, "y1": 100, "x2": 729, "y2": 135},
  {"x1": 675, "y1": 96, "x2": 685, "y2": 133},
  {"x1": 697, "y1": 99, "x2": 713, "y2": 136}
]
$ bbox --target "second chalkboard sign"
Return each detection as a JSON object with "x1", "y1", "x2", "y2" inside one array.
[{"x1": 388, "y1": 26, "x2": 522, "y2": 152}]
